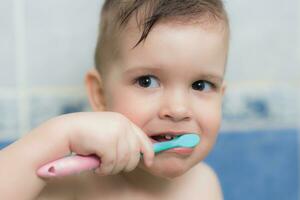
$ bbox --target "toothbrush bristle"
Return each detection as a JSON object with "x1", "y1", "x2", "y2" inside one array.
[{"x1": 177, "y1": 134, "x2": 200, "y2": 147}]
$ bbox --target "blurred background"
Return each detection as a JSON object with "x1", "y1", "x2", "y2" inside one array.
[{"x1": 0, "y1": 0, "x2": 299, "y2": 199}]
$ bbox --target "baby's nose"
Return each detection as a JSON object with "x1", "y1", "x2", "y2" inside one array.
[{"x1": 158, "y1": 91, "x2": 192, "y2": 122}]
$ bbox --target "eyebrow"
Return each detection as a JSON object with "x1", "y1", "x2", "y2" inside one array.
[
  {"x1": 198, "y1": 74, "x2": 224, "y2": 85},
  {"x1": 122, "y1": 66, "x2": 161, "y2": 76}
]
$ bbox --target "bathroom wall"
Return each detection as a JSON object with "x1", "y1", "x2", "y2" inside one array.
[
  {"x1": 0, "y1": 0, "x2": 101, "y2": 140},
  {"x1": 0, "y1": 0, "x2": 299, "y2": 199}
]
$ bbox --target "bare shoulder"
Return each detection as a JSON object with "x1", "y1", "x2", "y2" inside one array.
[
  {"x1": 36, "y1": 176, "x2": 77, "y2": 200},
  {"x1": 194, "y1": 162, "x2": 223, "y2": 200}
]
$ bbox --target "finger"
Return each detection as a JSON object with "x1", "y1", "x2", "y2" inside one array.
[
  {"x1": 95, "y1": 147, "x2": 117, "y2": 176},
  {"x1": 124, "y1": 135, "x2": 141, "y2": 172},
  {"x1": 130, "y1": 123, "x2": 154, "y2": 167},
  {"x1": 110, "y1": 136, "x2": 130, "y2": 175}
]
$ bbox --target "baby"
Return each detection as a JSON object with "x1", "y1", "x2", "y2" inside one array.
[{"x1": 0, "y1": 0, "x2": 229, "y2": 199}]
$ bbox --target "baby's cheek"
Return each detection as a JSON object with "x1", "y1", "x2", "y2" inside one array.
[
  {"x1": 124, "y1": 107, "x2": 153, "y2": 128},
  {"x1": 200, "y1": 104, "x2": 222, "y2": 136},
  {"x1": 193, "y1": 106, "x2": 221, "y2": 160},
  {"x1": 110, "y1": 98, "x2": 152, "y2": 127}
]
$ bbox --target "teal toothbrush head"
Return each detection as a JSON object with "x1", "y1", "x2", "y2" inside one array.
[{"x1": 153, "y1": 133, "x2": 200, "y2": 153}]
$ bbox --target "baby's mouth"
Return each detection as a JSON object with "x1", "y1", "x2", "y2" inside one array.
[{"x1": 150, "y1": 134, "x2": 180, "y2": 143}]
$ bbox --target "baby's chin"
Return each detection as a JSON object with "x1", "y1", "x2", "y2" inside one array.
[{"x1": 139, "y1": 157, "x2": 192, "y2": 179}]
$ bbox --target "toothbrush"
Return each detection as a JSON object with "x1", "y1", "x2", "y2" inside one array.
[{"x1": 37, "y1": 133, "x2": 200, "y2": 178}]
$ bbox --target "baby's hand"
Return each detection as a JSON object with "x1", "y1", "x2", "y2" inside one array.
[{"x1": 65, "y1": 112, "x2": 154, "y2": 176}]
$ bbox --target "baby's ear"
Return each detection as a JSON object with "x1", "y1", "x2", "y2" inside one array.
[{"x1": 85, "y1": 68, "x2": 106, "y2": 111}]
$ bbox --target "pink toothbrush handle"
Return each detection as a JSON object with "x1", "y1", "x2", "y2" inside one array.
[{"x1": 37, "y1": 155, "x2": 100, "y2": 178}]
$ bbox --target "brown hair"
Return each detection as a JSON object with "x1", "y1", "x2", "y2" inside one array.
[{"x1": 95, "y1": 0, "x2": 229, "y2": 73}]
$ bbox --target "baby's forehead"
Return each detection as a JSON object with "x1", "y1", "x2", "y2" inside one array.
[
  {"x1": 123, "y1": 16, "x2": 228, "y2": 47},
  {"x1": 117, "y1": 24, "x2": 227, "y2": 75},
  {"x1": 122, "y1": 14, "x2": 229, "y2": 43}
]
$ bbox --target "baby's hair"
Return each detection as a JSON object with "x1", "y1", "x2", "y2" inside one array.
[{"x1": 95, "y1": 0, "x2": 229, "y2": 73}]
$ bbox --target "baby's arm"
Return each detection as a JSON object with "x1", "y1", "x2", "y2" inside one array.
[
  {"x1": 0, "y1": 115, "x2": 74, "y2": 200},
  {"x1": 0, "y1": 112, "x2": 154, "y2": 200}
]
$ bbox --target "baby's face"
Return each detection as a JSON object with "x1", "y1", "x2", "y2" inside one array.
[{"x1": 101, "y1": 20, "x2": 228, "y2": 179}]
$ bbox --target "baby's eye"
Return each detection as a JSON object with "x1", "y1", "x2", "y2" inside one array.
[
  {"x1": 192, "y1": 80, "x2": 214, "y2": 91},
  {"x1": 136, "y1": 75, "x2": 159, "y2": 88}
]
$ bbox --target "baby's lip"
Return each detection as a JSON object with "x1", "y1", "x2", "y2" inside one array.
[
  {"x1": 148, "y1": 130, "x2": 193, "y2": 137},
  {"x1": 148, "y1": 130, "x2": 196, "y2": 143}
]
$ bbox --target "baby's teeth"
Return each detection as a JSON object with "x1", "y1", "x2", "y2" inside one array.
[{"x1": 164, "y1": 135, "x2": 173, "y2": 140}]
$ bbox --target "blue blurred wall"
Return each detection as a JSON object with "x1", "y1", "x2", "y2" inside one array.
[{"x1": 206, "y1": 129, "x2": 299, "y2": 200}]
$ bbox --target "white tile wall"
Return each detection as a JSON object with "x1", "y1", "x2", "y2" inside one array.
[
  {"x1": 0, "y1": 94, "x2": 19, "y2": 140},
  {"x1": 0, "y1": 0, "x2": 299, "y2": 139},
  {"x1": 25, "y1": 0, "x2": 102, "y2": 86},
  {"x1": 221, "y1": 82, "x2": 299, "y2": 132},
  {"x1": 0, "y1": 0, "x2": 17, "y2": 87},
  {"x1": 29, "y1": 91, "x2": 90, "y2": 129},
  {"x1": 225, "y1": 0, "x2": 300, "y2": 82}
]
